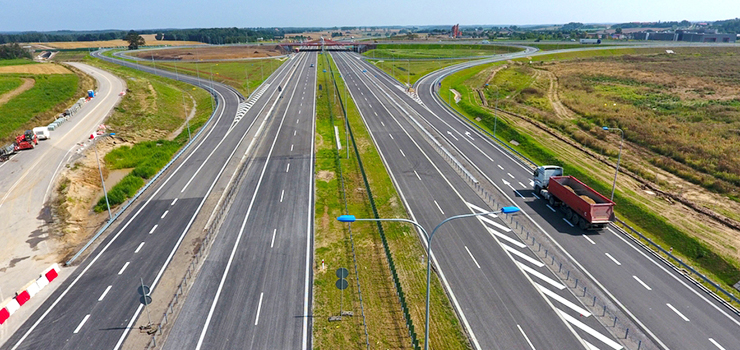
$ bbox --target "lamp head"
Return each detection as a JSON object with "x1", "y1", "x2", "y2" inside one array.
[
  {"x1": 337, "y1": 215, "x2": 356, "y2": 222},
  {"x1": 501, "y1": 206, "x2": 520, "y2": 214}
]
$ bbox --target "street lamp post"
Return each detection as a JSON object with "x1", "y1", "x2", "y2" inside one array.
[
  {"x1": 337, "y1": 206, "x2": 520, "y2": 350},
  {"x1": 602, "y1": 126, "x2": 624, "y2": 201},
  {"x1": 92, "y1": 133, "x2": 116, "y2": 221}
]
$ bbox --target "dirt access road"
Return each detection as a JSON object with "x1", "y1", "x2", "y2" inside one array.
[{"x1": 0, "y1": 63, "x2": 124, "y2": 340}]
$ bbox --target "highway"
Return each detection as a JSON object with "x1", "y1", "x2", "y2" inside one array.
[
  {"x1": 0, "y1": 63, "x2": 124, "y2": 321},
  {"x1": 332, "y1": 51, "x2": 621, "y2": 350},
  {"x1": 162, "y1": 51, "x2": 316, "y2": 350},
  {"x1": 346, "y1": 45, "x2": 740, "y2": 350},
  {"x1": 0, "y1": 51, "x2": 300, "y2": 350}
]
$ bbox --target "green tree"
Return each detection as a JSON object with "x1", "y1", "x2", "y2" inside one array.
[
  {"x1": 155, "y1": 33, "x2": 163, "y2": 40},
  {"x1": 615, "y1": 27, "x2": 623, "y2": 34},
  {"x1": 125, "y1": 30, "x2": 145, "y2": 50}
]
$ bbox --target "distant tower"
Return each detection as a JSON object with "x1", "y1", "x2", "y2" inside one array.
[{"x1": 451, "y1": 24, "x2": 461, "y2": 38}]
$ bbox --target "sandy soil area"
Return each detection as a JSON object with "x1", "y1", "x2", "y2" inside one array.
[
  {"x1": 0, "y1": 64, "x2": 71, "y2": 74},
  {"x1": 133, "y1": 45, "x2": 284, "y2": 60}
]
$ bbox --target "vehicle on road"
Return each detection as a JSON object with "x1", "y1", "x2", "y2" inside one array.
[
  {"x1": 533, "y1": 165, "x2": 615, "y2": 230},
  {"x1": 310, "y1": 63, "x2": 314, "y2": 67},
  {"x1": 580, "y1": 38, "x2": 602, "y2": 44},
  {"x1": 0, "y1": 143, "x2": 15, "y2": 162},
  {"x1": 14, "y1": 130, "x2": 38, "y2": 151},
  {"x1": 33, "y1": 127, "x2": 50, "y2": 140}
]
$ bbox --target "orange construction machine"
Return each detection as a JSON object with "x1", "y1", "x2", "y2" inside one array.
[{"x1": 14, "y1": 130, "x2": 38, "y2": 151}]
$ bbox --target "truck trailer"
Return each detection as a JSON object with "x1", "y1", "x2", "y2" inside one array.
[{"x1": 533, "y1": 165, "x2": 615, "y2": 230}]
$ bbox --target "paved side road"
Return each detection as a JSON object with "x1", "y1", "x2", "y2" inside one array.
[{"x1": 0, "y1": 62, "x2": 124, "y2": 343}]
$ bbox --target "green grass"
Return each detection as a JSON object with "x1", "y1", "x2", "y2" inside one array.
[
  {"x1": 364, "y1": 44, "x2": 522, "y2": 59},
  {"x1": 528, "y1": 43, "x2": 620, "y2": 51},
  {"x1": 0, "y1": 58, "x2": 37, "y2": 67},
  {"x1": 369, "y1": 59, "x2": 466, "y2": 86},
  {"x1": 441, "y1": 57, "x2": 740, "y2": 299},
  {"x1": 0, "y1": 77, "x2": 23, "y2": 96},
  {"x1": 51, "y1": 50, "x2": 93, "y2": 62},
  {"x1": 0, "y1": 74, "x2": 78, "y2": 142}
]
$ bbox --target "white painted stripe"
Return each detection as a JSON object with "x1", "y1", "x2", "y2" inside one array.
[
  {"x1": 291, "y1": 144, "x2": 294, "y2": 151},
  {"x1": 546, "y1": 204, "x2": 556, "y2": 212},
  {"x1": 400, "y1": 149, "x2": 406, "y2": 157},
  {"x1": 479, "y1": 215, "x2": 511, "y2": 232},
  {"x1": 118, "y1": 262, "x2": 130, "y2": 275},
  {"x1": 464, "y1": 246, "x2": 481, "y2": 269},
  {"x1": 294, "y1": 130, "x2": 297, "y2": 136},
  {"x1": 515, "y1": 190, "x2": 525, "y2": 198},
  {"x1": 582, "y1": 234, "x2": 596, "y2": 245},
  {"x1": 517, "y1": 262, "x2": 566, "y2": 290},
  {"x1": 380, "y1": 120, "x2": 384, "y2": 126},
  {"x1": 497, "y1": 164, "x2": 504, "y2": 170},
  {"x1": 98, "y1": 286, "x2": 112, "y2": 302},
  {"x1": 286, "y1": 163, "x2": 290, "y2": 172},
  {"x1": 667, "y1": 303, "x2": 690, "y2": 321},
  {"x1": 161, "y1": 210, "x2": 168, "y2": 219},
  {"x1": 632, "y1": 276, "x2": 652, "y2": 291},
  {"x1": 466, "y1": 202, "x2": 498, "y2": 217},
  {"x1": 389, "y1": 134, "x2": 394, "y2": 140},
  {"x1": 532, "y1": 193, "x2": 540, "y2": 199},
  {"x1": 149, "y1": 225, "x2": 158, "y2": 234},
  {"x1": 534, "y1": 282, "x2": 591, "y2": 317},
  {"x1": 508, "y1": 173, "x2": 515, "y2": 179},
  {"x1": 709, "y1": 338, "x2": 726, "y2": 350},
  {"x1": 434, "y1": 200, "x2": 444, "y2": 215},
  {"x1": 280, "y1": 190, "x2": 285, "y2": 202},
  {"x1": 170, "y1": 198, "x2": 178, "y2": 206},
  {"x1": 487, "y1": 227, "x2": 526, "y2": 248},
  {"x1": 584, "y1": 341, "x2": 601, "y2": 350},
  {"x1": 271, "y1": 229, "x2": 277, "y2": 248},
  {"x1": 255, "y1": 292, "x2": 264, "y2": 325},
  {"x1": 297, "y1": 119, "x2": 300, "y2": 123},
  {"x1": 605, "y1": 253, "x2": 621, "y2": 266},
  {"x1": 517, "y1": 324, "x2": 537, "y2": 350},
  {"x1": 73, "y1": 314, "x2": 90, "y2": 334},
  {"x1": 519, "y1": 182, "x2": 526, "y2": 188},
  {"x1": 504, "y1": 245, "x2": 544, "y2": 267},
  {"x1": 563, "y1": 218, "x2": 574, "y2": 227},
  {"x1": 135, "y1": 242, "x2": 145, "y2": 254},
  {"x1": 557, "y1": 309, "x2": 623, "y2": 350},
  {"x1": 413, "y1": 170, "x2": 422, "y2": 181}
]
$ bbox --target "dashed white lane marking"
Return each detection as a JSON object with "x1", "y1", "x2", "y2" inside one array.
[
  {"x1": 161, "y1": 210, "x2": 168, "y2": 219},
  {"x1": 135, "y1": 242, "x2": 145, "y2": 253},
  {"x1": 464, "y1": 246, "x2": 481, "y2": 268},
  {"x1": 516, "y1": 262, "x2": 566, "y2": 290},
  {"x1": 535, "y1": 282, "x2": 592, "y2": 317},
  {"x1": 709, "y1": 338, "x2": 726, "y2": 350},
  {"x1": 582, "y1": 234, "x2": 596, "y2": 245},
  {"x1": 667, "y1": 303, "x2": 690, "y2": 322},
  {"x1": 98, "y1": 285, "x2": 112, "y2": 302},
  {"x1": 374, "y1": 111, "x2": 378, "y2": 116},
  {"x1": 380, "y1": 121, "x2": 384, "y2": 126},
  {"x1": 149, "y1": 225, "x2": 158, "y2": 234},
  {"x1": 170, "y1": 198, "x2": 178, "y2": 206},
  {"x1": 271, "y1": 229, "x2": 277, "y2": 248},
  {"x1": 605, "y1": 253, "x2": 621, "y2": 266},
  {"x1": 255, "y1": 292, "x2": 264, "y2": 325},
  {"x1": 519, "y1": 182, "x2": 526, "y2": 188},
  {"x1": 504, "y1": 245, "x2": 544, "y2": 267},
  {"x1": 118, "y1": 262, "x2": 130, "y2": 275},
  {"x1": 413, "y1": 170, "x2": 422, "y2": 181},
  {"x1": 507, "y1": 173, "x2": 515, "y2": 179},
  {"x1": 294, "y1": 130, "x2": 297, "y2": 136},
  {"x1": 399, "y1": 149, "x2": 406, "y2": 157},
  {"x1": 515, "y1": 190, "x2": 525, "y2": 198},
  {"x1": 563, "y1": 218, "x2": 575, "y2": 227},
  {"x1": 557, "y1": 309, "x2": 624, "y2": 350},
  {"x1": 290, "y1": 144, "x2": 294, "y2": 152},
  {"x1": 297, "y1": 119, "x2": 300, "y2": 124},
  {"x1": 298, "y1": 110, "x2": 301, "y2": 114},
  {"x1": 517, "y1": 325, "x2": 537, "y2": 350},
  {"x1": 434, "y1": 200, "x2": 445, "y2": 215},
  {"x1": 280, "y1": 190, "x2": 285, "y2": 202},
  {"x1": 632, "y1": 275, "x2": 652, "y2": 291},
  {"x1": 389, "y1": 134, "x2": 394, "y2": 140},
  {"x1": 486, "y1": 227, "x2": 526, "y2": 248},
  {"x1": 497, "y1": 164, "x2": 504, "y2": 170},
  {"x1": 546, "y1": 204, "x2": 556, "y2": 212},
  {"x1": 286, "y1": 163, "x2": 290, "y2": 173},
  {"x1": 73, "y1": 314, "x2": 90, "y2": 334}
]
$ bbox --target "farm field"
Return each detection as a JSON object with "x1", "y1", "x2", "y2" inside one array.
[
  {"x1": 439, "y1": 46, "x2": 740, "y2": 299},
  {"x1": 364, "y1": 43, "x2": 522, "y2": 59},
  {"x1": 33, "y1": 34, "x2": 204, "y2": 49},
  {"x1": 131, "y1": 44, "x2": 284, "y2": 60}
]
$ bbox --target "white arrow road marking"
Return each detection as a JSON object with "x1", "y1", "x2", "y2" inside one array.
[
  {"x1": 465, "y1": 131, "x2": 473, "y2": 140},
  {"x1": 447, "y1": 131, "x2": 459, "y2": 141}
]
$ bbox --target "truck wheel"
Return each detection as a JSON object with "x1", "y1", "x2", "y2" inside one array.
[
  {"x1": 564, "y1": 208, "x2": 573, "y2": 220},
  {"x1": 571, "y1": 214, "x2": 579, "y2": 226},
  {"x1": 579, "y1": 219, "x2": 589, "y2": 230},
  {"x1": 534, "y1": 185, "x2": 541, "y2": 196},
  {"x1": 548, "y1": 196, "x2": 557, "y2": 207}
]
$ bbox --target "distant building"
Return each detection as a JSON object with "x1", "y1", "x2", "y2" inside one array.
[
  {"x1": 451, "y1": 24, "x2": 461, "y2": 38},
  {"x1": 633, "y1": 30, "x2": 735, "y2": 43}
]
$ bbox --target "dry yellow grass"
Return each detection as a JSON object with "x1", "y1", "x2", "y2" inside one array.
[
  {"x1": 0, "y1": 64, "x2": 71, "y2": 74},
  {"x1": 37, "y1": 38, "x2": 204, "y2": 49}
]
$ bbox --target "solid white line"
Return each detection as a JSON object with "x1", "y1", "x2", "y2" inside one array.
[
  {"x1": 286, "y1": 163, "x2": 290, "y2": 172},
  {"x1": 557, "y1": 309, "x2": 624, "y2": 350},
  {"x1": 582, "y1": 235, "x2": 596, "y2": 245},
  {"x1": 479, "y1": 215, "x2": 511, "y2": 232},
  {"x1": 135, "y1": 242, "x2": 145, "y2": 253},
  {"x1": 73, "y1": 314, "x2": 90, "y2": 334},
  {"x1": 280, "y1": 189, "x2": 285, "y2": 202},
  {"x1": 413, "y1": 170, "x2": 422, "y2": 181},
  {"x1": 517, "y1": 262, "x2": 566, "y2": 290},
  {"x1": 98, "y1": 285, "x2": 112, "y2": 302},
  {"x1": 161, "y1": 210, "x2": 168, "y2": 219},
  {"x1": 170, "y1": 198, "x2": 178, "y2": 206},
  {"x1": 304, "y1": 51, "x2": 317, "y2": 350},
  {"x1": 709, "y1": 338, "x2": 726, "y2": 350},
  {"x1": 517, "y1": 324, "x2": 537, "y2": 350},
  {"x1": 399, "y1": 149, "x2": 406, "y2": 157},
  {"x1": 563, "y1": 218, "x2": 575, "y2": 227},
  {"x1": 504, "y1": 245, "x2": 544, "y2": 267},
  {"x1": 118, "y1": 262, "x2": 130, "y2": 275},
  {"x1": 149, "y1": 225, "x2": 158, "y2": 234},
  {"x1": 486, "y1": 227, "x2": 526, "y2": 248},
  {"x1": 667, "y1": 303, "x2": 690, "y2": 321},
  {"x1": 271, "y1": 229, "x2": 277, "y2": 248},
  {"x1": 433, "y1": 200, "x2": 444, "y2": 214},
  {"x1": 605, "y1": 253, "x2": 621, "y2": 266},
  {"x1": 508, "y1": 173, "x2": 515, "y2": 179},
  {"x1": 632, "y1": 275, "x2": 652, "y2": 291},
  {"x1": 255, "y1": 292, "x2": 264, "y2": 325},
  {"x1": 546, "y1": 204, "x2": 556, "y2": 212},
  {"x1": 535, "y1": 282, "x2": 592, "y2": 317},
  {"x1": 464, "y1": 246, "x2": 481, "y2": 268},
  {"x1": 515, "y1": 190, "x2": 525, "y2": 198},
  {"x1": 532, "y1": 193, "x2": 540, "y2": 199}
]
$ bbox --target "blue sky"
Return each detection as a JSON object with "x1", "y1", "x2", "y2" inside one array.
[{"x1": 1, "y1": 0, "x2": 738, "y2": 32}]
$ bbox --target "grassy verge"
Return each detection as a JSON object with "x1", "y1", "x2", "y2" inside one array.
[
  {"x1": 0, "y1": 58, "x2": 37, "y2": 66},
  {"x1": 0, "y1": 76, "x2": 23, "y2": 95},
  {"x1": 440, "y1": 56, "x2": 740, "y2": 300},
  {"x1": 312, "y1": 53, "x2": 469, "y2": 349},
  {"x1": 368, "y1": 58, "x2": 468, "y2": 86},
  {"x1": 364, "y1": 44, "x2": 522, "y2": 59},
  {"x1": 81, "y1": 55, "x2": 213, "y2": 212}
]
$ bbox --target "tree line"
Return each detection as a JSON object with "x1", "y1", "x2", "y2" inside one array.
[{"x1": 0, "y1": 43, "x2": 32, "y2": 59}]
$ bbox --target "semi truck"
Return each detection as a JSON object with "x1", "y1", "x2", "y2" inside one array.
[{"x1": 533, "y1": 165, "x2": 615, "y2": 230}]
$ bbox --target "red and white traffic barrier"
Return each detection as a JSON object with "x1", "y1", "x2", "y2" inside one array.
[{"x1": 0, "y1": 263, "x2": 60, "y2": 325}]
